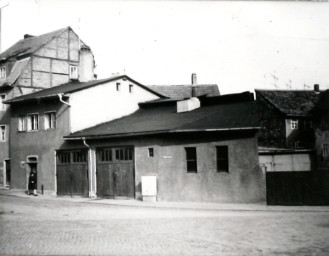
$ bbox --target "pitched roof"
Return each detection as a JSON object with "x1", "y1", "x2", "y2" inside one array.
[
  {"x1": 65, "y1": 93, "x2": 259, "y2": 139},
  {"x1": 0, "y1": 27, "x2": 69, "y2": 60},
  {"x1": 0, "y1": 57, "x2": 30, "y2": 87},
  {"x1": 147, "y1": 84, "x2": 219, "y2": 99},
  {"x1": 255, "y1": 89, "x2": 321, "y2": 116},
  {"x1": 314, "y1": 89, "x2": 329, "y2": 112},
  {"x1": 5, "y1": 75, "x2": 165, "y2": 104}
]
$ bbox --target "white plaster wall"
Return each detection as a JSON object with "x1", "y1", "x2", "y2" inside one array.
[
  {"x1": 69, "y1": 78, "x2": 160, "y2": 133},
  {"x1": 259, "y1": 153, "x2": 311, "y2": 172}
]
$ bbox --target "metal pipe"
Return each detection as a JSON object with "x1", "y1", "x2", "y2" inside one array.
[{"x1": 57, "y1": 93, "x2": 71, "y2": 106}]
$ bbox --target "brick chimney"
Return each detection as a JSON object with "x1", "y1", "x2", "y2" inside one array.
[{"x1": 314, "y1": 84, "x2": 320, "y2": 93}]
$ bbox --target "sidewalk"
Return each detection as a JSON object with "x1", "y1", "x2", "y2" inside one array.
[{"x1": 1, "y1": 188, "x2": 329, "y2": 212}]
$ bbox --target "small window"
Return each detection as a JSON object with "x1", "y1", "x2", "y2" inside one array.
[
  {"x1": 116, "y1": 83, "x2": 121, "y2": 91},
  {"x1": 216, "y1": 146, "x2": 229, "y2": 172},
  {"x1": 69, "y1": 65, "x2": 78, "y2": 80},
  {"x1": 57, "y1": 152, "x2": 71, "y2": 164},
  {"x1": 0, "y1": 94, "x2": 6, "y2": 111},
  {"x1": 99, "y1": 148, "x2": 113, "y2": 162},
  {"x1": 18, "y1": 116, "x2": 26, "y2": 132},
  {"x1": 115, "y1": 148, "x2": 133, "y2": 161},
  {"x1": 304, "y1": 120, "x2": 313, "y2": 129},
  {"x1": 44, "y1": 112, "x2": 56, "y2": 130},
  {"x1": 0, "y1": 66, "x2": 6, "y2": 79},
  {"x1": 291, "y1": 119, "x2": 298, "y2": 129},
  {"x1": 322, "y1": 143, "x2": 329, "y2": 159},
  {"x1": 72, "y1": 151, "x2": 87, "y2": 163},
  {"x1": 148, "y1": 148, "x2": 154, "y2": 157},
  {"x1": 129, "y1": 84, "x2": 134, "y2": 93},
  {"x1": 185, "y1": 147, "x2": 197, "y2": 173},
  {"x1": 27, "y1": 114, "x2": 39, "y2": 131},
  {"x1": 0, "y1": 125, "x2": 6, "y2": 141}
]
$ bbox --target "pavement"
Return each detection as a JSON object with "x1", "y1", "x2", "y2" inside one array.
[{"x1": 1, "y1": 188, "x2": 329, "y2": 212}]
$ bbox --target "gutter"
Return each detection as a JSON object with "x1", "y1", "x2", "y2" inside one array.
[{"x1": 64, "y1": 127, "x2": 260, "y2": 141}]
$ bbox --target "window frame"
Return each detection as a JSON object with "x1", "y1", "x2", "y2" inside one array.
[
  {"x1": 0, "y1": 125, "x2": 6, "y2": 142},
  {"x1": 27, "y1": 113, "x2": 39, "y2": 131},
  {"x1": 291, "y1": 119, "x2": 299, "y2": 129},
  {"x1": 148, "y1": 148, "x2": 154, "y2": 157},
  {"x1": 129, "y1": 84, "x2": 134, "y2": 93},
  {"x1": 18, "y1": 116, "x2": 27, "y2": 132},
  {"x1": 216, "y1": 146, "x2": 229, "y2": 173},
  {"x1": 0, "y1": 94, "x2": 6, "y2": 111},
  {"x1": 0, "y1": 66, "x2": 6, "y2": 79},
  {"x1": 69, "y1": 65, "x2": 78, "y2": 80},
  {"x1": 185, "y1": 147, "x2": 197, "y2": 173},
  {"x1": 116, "y1": 82, "x2": 121, "y2": 91},
  {"x1": 44, "y1": 111, "x2": 56, "y2": 130}
]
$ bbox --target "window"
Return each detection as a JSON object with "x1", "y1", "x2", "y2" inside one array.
[
  {"x1": 0, "y1": 94, "x2": 6, "y2": 111},
  {"x1": 0, "y1": 66, "x2": 6, "y2": 79},
  {"x1": 148, "y1": 148, "x2": 154, "y2": 157},
  {"x1": 304, "y1": 120, "x2": 313, "y2": 129},
  {"x1": 27, "y1": 114, "x2": 39, "y2": 131},
  {"x1": 115, "y1": 148, "x2": 133, "y2": 161},
  {"x1": 291, "y1": 119, "x2": 298, "y2": 129},
  {"x1": 0, "y1": 125, "x2": 6, "y2": 141},
  {"x1": 57, "y1": 152, "x2": 71, "y2": 164},
  {"x1": 116, "y1": 83, "x2": 121, "y2": 91},
  {"x1": 185, "y1": 147, "x2": 197, "y2": 173},
  {"x1": 18, "y1": 116, "x2": 26, "y2": 132},
  {"x1": 322, "y1": 143, "x2": 329, "y2": 160},
  {"x1": 44, "y1": 112, "x2": 56, "y2": 130},
  {"x1": 72, "y1": 151, "x2": 87, "y2": 163},
  {"x1": 216, "y1": 146, "x2": 229, "y2": 172},
  {"x1": 99, "y1": 148, "x2": 113, "y2": 162},
  {"x1": 69, "y1": 65, "x2": 78, "y2": 80},
  {"x1": 129, "y1": 84, "x2": 134, "y2": 93}
]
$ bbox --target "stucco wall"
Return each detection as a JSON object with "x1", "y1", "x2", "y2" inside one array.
[
  {"x1": 69, "y1": 79, "x2": 160, "y2": 132},
  {"x1": 9, "y1": 100, "x2": 70, "y2": 191}
]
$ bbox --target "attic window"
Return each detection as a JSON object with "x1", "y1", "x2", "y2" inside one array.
[
  {"x1": 0, "y1": 66, "x2": 6, "y2": 79},
  {"x1": 116, "y1": 83, "x2": 121, "y2": 91},
  {"x1": 69, "y1": 65, "x2": 78, "y2": 80},
  {"x1": 129, "y1": 84, "x2": 134, "y2": 93}
]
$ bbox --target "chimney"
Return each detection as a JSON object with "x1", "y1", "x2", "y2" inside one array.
[
  {"x1": 191, "y1": 73, "x2": 197, "y2": 97},
  {"x1": 24, "y1": 34, "x2": 34, "y2": 39},
  {"x1": 314, "y1": 84, "x2": 320, "y2": 93},
  {"x1": 78, "y1": 45, "x2": 95, "y2": 82}
]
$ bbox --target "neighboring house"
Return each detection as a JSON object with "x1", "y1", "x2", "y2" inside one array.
[
  {"x1": 5, "y1": 75, "x2": 164, "y2": 195},
  {"x1": 313, "y1": 89, "x2": 329, "y2": 171},
  {"x1": 62, "y1": 92, "x2": 265, "y2": 203},
  {"x1": 148, "y1": 73, "x2": 220, "y2": 99},
  {"x1": 256, "y1": 85, "x2": 329, "y2": 205},
  {"x1": 0, "y1": 26, "x2": 95, "y2": 188}
]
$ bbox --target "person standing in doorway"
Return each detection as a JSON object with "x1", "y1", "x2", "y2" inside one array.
[{"x1": 28, "y1": 168, "x2": 37, "y2": 196}]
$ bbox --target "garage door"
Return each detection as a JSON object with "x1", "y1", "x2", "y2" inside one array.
[
  {"x1": 56, "y1": 150, "x2": 89, "y2": 196},
  {"x1": 96, "y1": 147, "x2": 135, "y2": 198}
]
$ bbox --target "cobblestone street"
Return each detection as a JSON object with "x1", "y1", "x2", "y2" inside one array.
[{"x1": 1, "y1": 193, "x2": 329, "y2": 256}]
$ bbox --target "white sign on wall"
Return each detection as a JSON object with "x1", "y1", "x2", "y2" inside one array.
[{"x1": 141, "y1": 176, "x2": 157, "y2": 196}]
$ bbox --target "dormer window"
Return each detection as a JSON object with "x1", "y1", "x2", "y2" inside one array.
[
  {"x1": 0, "y1": 66, "x2": 6, "y2": 79},
  {"x1": 69, "y1": 65, "x2": 78, "y2": 80}
]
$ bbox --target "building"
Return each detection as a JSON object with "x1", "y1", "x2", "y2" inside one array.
[
  {"x1": 0, "y1": 26, "x2": 95, "y2": 188},
  {"x1": 62, "y1": 92, "x2": 265, "y2": 203},
  {"x1": 6, "y1": 75, "x2": 164, "y2": 195},
  {"x1": 256, "y1": 86, "x2": 329, "y2": 205}
]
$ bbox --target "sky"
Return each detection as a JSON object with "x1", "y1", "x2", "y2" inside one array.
[{"x1": 1, "y1": 0, "x2": 329, "y2": 94}]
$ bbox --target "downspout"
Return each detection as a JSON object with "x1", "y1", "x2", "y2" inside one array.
[
  {"x1": 82, "y1": 138, "x2": 94, "y2": 198},
  {"x1": 57, "y1": 93, "x2": 70, "y2": 106}
]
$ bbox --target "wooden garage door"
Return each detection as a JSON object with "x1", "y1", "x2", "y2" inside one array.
[
  {"x1": 56, "y1": 150, "x2": 89, "y2": 196},
  {"x1": 96, "y1": 147, "x2": 135, "y2": 198}
]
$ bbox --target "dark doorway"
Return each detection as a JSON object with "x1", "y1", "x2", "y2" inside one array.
[{"x1": 4, "y1": 159, "x2": 10, "y2": 187}]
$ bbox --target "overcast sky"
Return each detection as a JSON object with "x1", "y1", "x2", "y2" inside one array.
[{"x1": 2, "y1": 0, "x2": 329, "y2": 94}]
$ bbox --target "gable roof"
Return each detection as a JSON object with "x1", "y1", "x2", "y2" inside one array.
[
  {"x1": 0, "y1": 27, "x2": 70, "y2": 61},
  {"x1": 255, "y1": 89, "x2": 321, "y2": 116},
  {"x1": 65, "y1": 93, "x2": 259, "y2": 140},
  {"x1": 5, "y1": 75, "x2": 165, "y2": 104},
  {"x1": 147, "y1": 84, "x2": 219, "y2": 99}
]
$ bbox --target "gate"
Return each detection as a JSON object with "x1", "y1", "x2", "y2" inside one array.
[
  {"x1": 96, "y1": 147, "x2": 135, "y2": 198},
  {"x1": 56, "y1": 150, "x2": 89, "y2": 196}
]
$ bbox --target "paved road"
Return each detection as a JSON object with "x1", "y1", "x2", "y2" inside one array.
[{"x1": 0, "y1": 195, "x2": 329, "y2": 256}]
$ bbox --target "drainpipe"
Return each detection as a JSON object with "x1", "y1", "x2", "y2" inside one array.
[
  {"x1": 82, "y1": 138, "x2": 94, "y2": 198},
  {"x1": 57, "y1": 94, "x2": 71, "y2": 106}
]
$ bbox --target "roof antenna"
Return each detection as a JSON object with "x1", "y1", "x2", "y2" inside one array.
[{"x1": 271, "y1": 72, "x2": 279, "y2": 89}]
